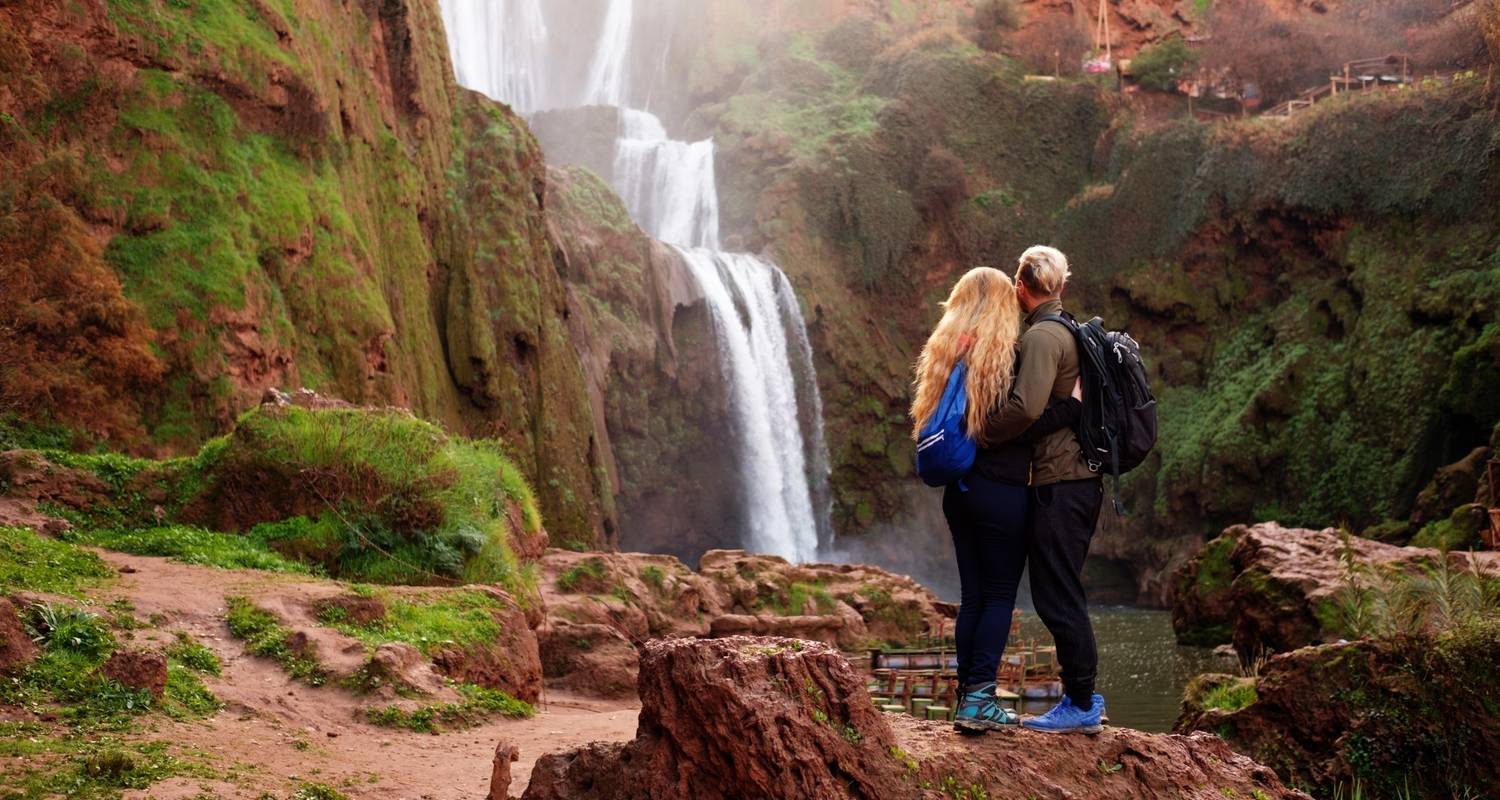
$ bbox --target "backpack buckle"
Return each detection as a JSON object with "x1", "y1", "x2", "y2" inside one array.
[{"x1": 1087, "y1": 460, "x2": 1103, "y2": 472}]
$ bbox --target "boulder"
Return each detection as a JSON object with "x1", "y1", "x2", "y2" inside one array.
[
  {"x1": 430, "y1": 592, "x2": 543, "y2": 705},
  {"x1": 100, "y1": 649, "x2": 168, "y2": 699},
  {"x1": 538, "y1": 621, "x2": 639, "y2": 699},
  {"x1": 1409, "y1": 446, "x2": 1491, "y2": 530},
  {"x1": 0, "y1": 597, "x2": 38, "y2": 675},
  {"x1": 1172, "y1": 522, "x2": 1500, "y2": 657},
  {"x1": 1176, "y1": 622, "x2": 1500, "y2": 798},
  {"x1": 366, "y1": 642, "x2": 451, "y2": 696},
  {"x1": 520, "y1": 636, "x2": 1307, "y2": 800}
]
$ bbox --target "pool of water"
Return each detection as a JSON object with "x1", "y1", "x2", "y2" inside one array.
[{"x1": 1013, "y1": 606, "x2": 1229, "y2": 733}]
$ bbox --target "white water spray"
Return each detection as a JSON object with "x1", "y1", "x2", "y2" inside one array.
[{"x1": 439, "y1": 0, "x2": 832, "y2": 562}]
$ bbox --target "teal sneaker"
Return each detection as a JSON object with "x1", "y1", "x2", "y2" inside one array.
[
  {"x1": 1021, "y1": 694, "x2": 1105, "y2": 734},
  {"x1": 952, "y1": 682, "x2": 1018, "y2": 734}
]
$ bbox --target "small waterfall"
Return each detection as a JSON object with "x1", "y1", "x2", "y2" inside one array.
[
  {"x1": 677, "y1": 250, "x2": 821, "y2": 563},
  {"x1": 439, "y1": 0, "x2": 832, "y2": 563},
  {"x1": 613, "y1": 109, "x2": 721, "y2": 250}
]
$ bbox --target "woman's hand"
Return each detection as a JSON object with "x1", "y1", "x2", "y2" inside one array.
[{"x1": 1070, "y1": 377, "x2": 1083, "y2": 401}]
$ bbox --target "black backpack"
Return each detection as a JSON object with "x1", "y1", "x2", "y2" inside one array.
[{"x1": 1039, "y1": 312, "x2": 1158, "y2": 515}]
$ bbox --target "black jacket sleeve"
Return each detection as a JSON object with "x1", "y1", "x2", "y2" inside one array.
[{"x1": 1022, "y1": 396, "x2": 1081, "y2": 442}]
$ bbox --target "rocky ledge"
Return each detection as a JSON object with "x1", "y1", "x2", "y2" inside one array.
[
  {"x1": 1176, "y1": 621, "x2": 1500, "y2": 798},
  {"x1": 536, "y1": 549, "x2": 952, "y2": 698},
  {"x1": 1172, "y1": 522, "x2": 1500, "y2": 656},
  {"x1": 517, "y1": 636, "x2": 1306, "y2": 800}
]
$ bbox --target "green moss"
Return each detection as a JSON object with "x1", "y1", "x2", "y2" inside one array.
[
  {"x1": 224, "y1": 596, "x2": 326, "y2": 686},
  {"x1": 638, "y1": 565, "x2": 666, "y2": 592},
  {"x1": 0, "y1": 527, "x2": 114, "y2": 596},
  {"x1": 1201, "y1": 679, "x2": 1258, "y2": 713},
  {"x1": 1194, "y1": 535, "x2": 1237, "y2": 593},
  {"x1": 761, "y1": 582, "x2": 837, "y2": 616},
  {"x1": 556, "y1": 558, "x2": 609, "y2": 593},
  {"x1": 318, "y1": 590, "x2": 503, "y2": 657},
  {"x1": 1409, "y1": 505, "x2": 1487, "y2": 551},
  {"x1": 363, "y1": 683, "x2": 533, "y2": 733}
]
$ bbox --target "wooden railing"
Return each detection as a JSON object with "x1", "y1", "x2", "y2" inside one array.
[{"x1": 1264, "y1": 54, "x2": 1413, "y2": 118}]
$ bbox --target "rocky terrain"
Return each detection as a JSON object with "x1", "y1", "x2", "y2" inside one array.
[
  {"x1": 521, "y1": 636, "x2": 1307, "y2": 800},
  {"x1": 1172, "y1": 522, "x2": 1500, "y2": 656},
  {"x1": 1176, "y1": 622, "x2": 1500, "y2": 798}
]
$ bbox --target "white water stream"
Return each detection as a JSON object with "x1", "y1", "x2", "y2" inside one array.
[{"x1": 440, "y1": 0, "x2": 831, "y2": 562}]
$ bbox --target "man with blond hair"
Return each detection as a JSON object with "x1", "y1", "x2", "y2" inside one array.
[{"x1": 981, "y1": 245, "x2": 1105, "y2": 734}]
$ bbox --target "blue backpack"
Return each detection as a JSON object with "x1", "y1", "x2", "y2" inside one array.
[{"x1": 915, "y1": 360, "x2": 977, "y2": 487}]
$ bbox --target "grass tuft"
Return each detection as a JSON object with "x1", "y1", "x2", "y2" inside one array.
[{"x1": 224, "y1": 596, "x2": 326, "y2": 686}]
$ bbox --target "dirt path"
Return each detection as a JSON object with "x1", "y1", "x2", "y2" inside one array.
[{"x1": 89, "y1": 551, "x2": 640, "y2": 799}]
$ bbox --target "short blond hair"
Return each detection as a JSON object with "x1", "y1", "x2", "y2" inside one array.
[{"x1": 1016, "y1": 246, "x2": 1071, "y2": 297}]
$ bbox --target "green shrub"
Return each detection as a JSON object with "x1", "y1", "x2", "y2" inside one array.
[
  {"x1": 165, "y1": 632, "x2": 221, "y2": 676},
  {"x1": 638, "y1": 565, "x2": 666, "y2": 591},
  {"x1": 1131, "y1": 37, "x2": 1198, "y2": 92},
  {"x1": 224, "y1": 597, "x2": 326, "y2": 686},
  {"x1": 319, "y1": 590, "x2": 503, "y2": 656},
  {"x1": 363, "y1": 684, "x2": 533, "y2": 733},
  {"x1": 1201, "y1": 678, "x2": 1258, "y2": 713}
]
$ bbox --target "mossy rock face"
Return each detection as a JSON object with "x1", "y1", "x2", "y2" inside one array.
[
  {"x1": 177, "y1": 401, "x2": 544, "y2": 592},
  {"x1": 0, "y1": 0, "x2": 615, "y2": 550},
  {"x1": 1170, "y1": 532, "x2": 1240, "y2": 646},
  {"x1": 1178, "y1": 622, "x2": 1500, "y2": 797}
]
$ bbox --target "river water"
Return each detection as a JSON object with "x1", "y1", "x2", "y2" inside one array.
[{"x1": 1014, "y1": 606, "x2": 1226, "y2": 733}]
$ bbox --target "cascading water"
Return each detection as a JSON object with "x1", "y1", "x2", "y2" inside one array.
[{"x1": 440, "y1": 0, "x2": 832, "y2": 562}]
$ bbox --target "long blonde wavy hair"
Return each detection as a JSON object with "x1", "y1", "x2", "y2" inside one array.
[{"x1": 910, "y1": 267, "x2": 1021, "y2": 440}]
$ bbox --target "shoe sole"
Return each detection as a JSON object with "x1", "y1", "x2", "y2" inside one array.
[
  {"x1": 953, "y1": 719, "x2": 1017, "y2": 734},
  {"x1": 1021, "y1": 723, "x2": 1103, "y2": 735}
]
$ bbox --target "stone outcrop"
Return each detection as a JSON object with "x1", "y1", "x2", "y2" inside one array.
[
  {"x1": 99, "y1": 649, "x2": 168, "y2": 700},
  {"x1": 521, "y1": 636, "x2": 1307, "y2": 800},
  {"x1": 1172, "y1": 522, "x2": 1500, "y2": 656},
  {"x1": 535, "y1": 548, "x2": 952, "y2": 692},
  {"x1": 1176, "y1": 623, "x2": 1500, "y2": 798}
]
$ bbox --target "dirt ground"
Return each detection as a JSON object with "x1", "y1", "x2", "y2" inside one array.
[{"x1": 82, "y1": 551, "x2": 640, "y2": 800}]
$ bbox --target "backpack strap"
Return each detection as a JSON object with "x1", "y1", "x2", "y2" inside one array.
[{"x1": 1037, "y1": 312, "x2": 1127, "y2": 516}]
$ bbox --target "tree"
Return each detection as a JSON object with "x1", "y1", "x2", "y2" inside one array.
[
  {"x1": 1131, "y1": 36, "x2": 1199, "y2": 91},
  {"x1": 1199, "y1": 0, "x2": 1328, "y2": 106},
  {"x1": 971, "y1": 0, "x2": 1022, "y2": 53},
  {"x1": 1010, "y1": 14, "x2": 1091, "y2": 76}
]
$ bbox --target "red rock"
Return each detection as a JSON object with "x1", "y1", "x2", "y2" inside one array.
[
  {"x1": 0, "y1": 597, "x2": 38, "y2": 675},
  {"x1": 520, "y1": 636, "x2": 1307, "y2": 800},
  {"x1": 538, "y1": 621, "x2": 638, "y2": 699},
  {"x1": 100, "y1": 649, "x2": 168, "y2": 699}
]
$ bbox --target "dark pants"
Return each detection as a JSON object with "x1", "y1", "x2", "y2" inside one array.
[
  {"x1": 1029, "y1": 478, "x2": 1104, "y2": 709},
  {"x1": 942, "y1": 475, "x2": 1029, "y2": 689}
]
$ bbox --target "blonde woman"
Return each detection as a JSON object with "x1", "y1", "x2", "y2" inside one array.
[{"x1": 911, "y1": 266, "x2": 1081, "y2": 734}]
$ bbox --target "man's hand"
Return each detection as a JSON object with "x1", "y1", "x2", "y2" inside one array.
[{"x1": 1070, "y1": 377, "x2": 1083, "y2": 401}]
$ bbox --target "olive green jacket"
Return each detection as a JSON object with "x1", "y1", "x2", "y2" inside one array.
[{"x1": 981, "y1": 299, "x2": 1097, "y2": 485}]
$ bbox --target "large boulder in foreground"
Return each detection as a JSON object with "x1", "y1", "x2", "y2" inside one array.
[
  {"x1": 1172, "y1": 522, "x2": 1500, "y2": 656},
  {"x1": 1176, "y1": 621, "x2": 1500, "y2": 798},
  {"x1": 522, "y1": 636, "x2": 1306, "y2": 800}
]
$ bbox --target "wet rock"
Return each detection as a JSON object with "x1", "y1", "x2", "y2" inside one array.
[
  {"x1": 0, "y1": 597, "x2": 38, "y2": 675},
  {"x1": 538, "y1": 621, "x2": 638, "y2": 699},
  {"x1": 539, "y1": 550, "x2": 726, "y2": 642},
  {"x1": 1176, "y1": 624, "x2": 1500, "y2": 797},
  {"x1": 100, "y1": 649, "x2": 168, "y2": 699},
  {"x1": 1172, "y1": 522, "x2": 1500, "y2": 657},
  {"x1": 521, "y1": 636, "x2": 1308, "y2": 800},
  {"x1": 1410, "y1": 446, "x2": 1492, "y2": 530}
]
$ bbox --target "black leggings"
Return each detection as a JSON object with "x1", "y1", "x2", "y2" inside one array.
[{"x1": 942, "y1": 475, "x2": 1029, "y2": 688}]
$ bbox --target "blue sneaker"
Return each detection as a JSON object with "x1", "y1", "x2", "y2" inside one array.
[
  {"x1": 1021, "y1": 693, "x2": 1105, "y2": 734},
  {"x1": 953, "y1": 682, "x2": 1018, "y2": 734}
]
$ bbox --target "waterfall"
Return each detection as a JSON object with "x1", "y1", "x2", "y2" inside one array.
[
  {"x1": 440, "y1": 0, "x2": 548, "y2": 113},
  {"x1": 439, "y1": 0, "x2": 832, "y2": 563},
  {"x1": 613, "y1": 109, "x2": 721, "y2": 250}
]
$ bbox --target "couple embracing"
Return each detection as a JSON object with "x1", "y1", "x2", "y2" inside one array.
[{"x1": 911, "y1": 246, "x2": 1106, "y2": 735}]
